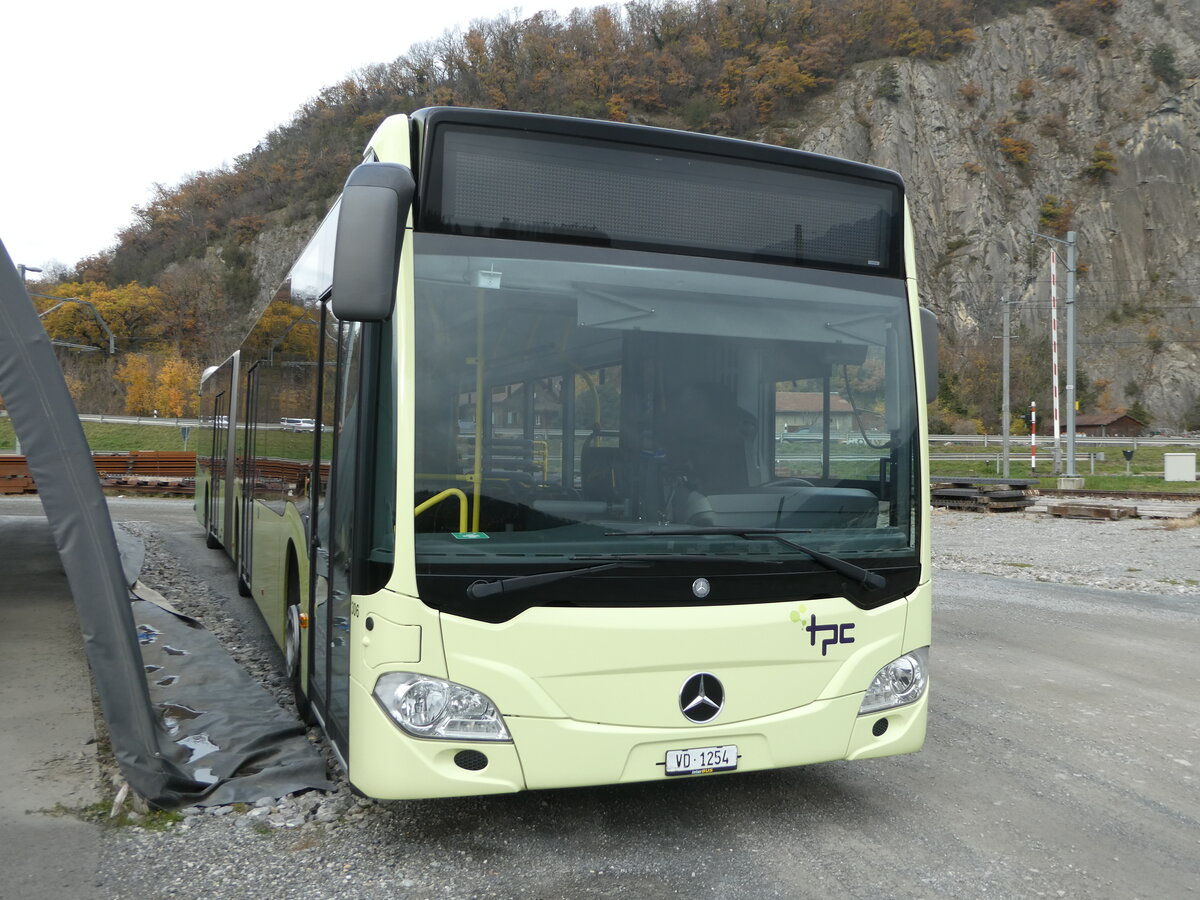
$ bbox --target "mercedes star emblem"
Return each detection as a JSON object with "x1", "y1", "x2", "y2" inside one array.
[{"x1": 679, "y1": 672, "x2": 725, "y2": 723}]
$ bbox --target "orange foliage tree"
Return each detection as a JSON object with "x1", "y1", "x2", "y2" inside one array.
[
  {"x1": 36, "y1": 281, "x2": 167, "y2": 353},
  {"x1": 154, "y1": 355, "x2": 202, "y2": 418},
  {"x1": 115, "y1": 354, "x2": 156, "y2": 415}
]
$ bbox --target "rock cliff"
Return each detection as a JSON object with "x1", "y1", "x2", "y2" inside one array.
[
  {"x1": 789, "y1": 0, "x2": 1200, "y2": 428},
  {"x1": 241, "y1": 0, "x2": 1199, "y2": 428}
]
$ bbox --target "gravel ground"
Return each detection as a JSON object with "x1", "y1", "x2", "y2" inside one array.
[
  {"x1": 931, "y1": 504, "x2": 1200, "y2": 596},
  {"x1": 95, "y1": 505, "x2": 1200, "y2": 899}
]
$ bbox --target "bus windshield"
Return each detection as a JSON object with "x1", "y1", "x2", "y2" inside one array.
[{"x1": 411, "y1": 233, "x2": 919, "y2": 618}]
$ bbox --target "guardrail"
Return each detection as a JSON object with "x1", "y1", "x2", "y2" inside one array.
[
  {"x1": 929, "y1": 434, "x2": 1200, "y2": 448},
  {"x1": 931, "y1": 451, "x2": 1108, "y2": 475}
]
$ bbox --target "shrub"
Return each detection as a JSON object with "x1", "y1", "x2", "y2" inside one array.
[
  {"x1": 1081, "y1": 141, "x2": 1119, "y2": 182},
  {"x1": 876, "y1": 63, "x2": 901, "y2": 102},
  {"x1": 1038, "y1": 113, "x2": 1069, "y2": 144},
  {"x1": 1149, "y1": 44, "x2": 1180, "y2": 86},
  {"x1": 1054, "y1": 0, "x2": 1100, "y2": 35},
  {"x1": 998, "y1": 135, "x2": 1035, "y2": 169},
  {"x1": 1039, "y1": 195, "x2": 1075, "y2": 236}
]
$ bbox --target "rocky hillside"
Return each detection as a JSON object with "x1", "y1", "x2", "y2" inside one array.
[
  {"x1": 49, "y1": 0, "x2": 1200, "y2": 429},
  {"x1": 789, "y1": 0, "x2": 1200, "y2": 428}
]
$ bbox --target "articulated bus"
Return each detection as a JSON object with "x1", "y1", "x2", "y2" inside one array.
[{"x1": 196, "y1": 107, "x2": 938, "y2": 799}]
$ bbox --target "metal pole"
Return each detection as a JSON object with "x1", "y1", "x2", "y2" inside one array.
[
  {"x1": 1065, "y1": 230, "x2": 1078, "y2": 476},
  {"x1": 1049, "y1": 249, "x2": 1062, "y2": 474},
  {"x1": 1002, "y1": 297, "x2": 1011, "y2": 478},
  {"x1": 14, "y1": 266, "x2": 40, "y2": 457},
  {"x1": 1030, "y1": 401, "x2": 1037, "y2": 472}
]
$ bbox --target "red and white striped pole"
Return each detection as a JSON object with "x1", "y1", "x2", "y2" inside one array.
[
  {"x1": 1030, "y1": 401, "x2": 1037, "y2": 471},
  {"x1": 1050, "y1": 249, "x2": 1061, "y2": 472}
]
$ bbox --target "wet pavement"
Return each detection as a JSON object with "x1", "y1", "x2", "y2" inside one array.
[{"x1": 0, "y1": 505, "x2": 104, "y2": 899}]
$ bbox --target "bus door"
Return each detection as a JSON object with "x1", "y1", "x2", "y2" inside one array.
[
  {"x1": 309, "y1": 313, "x2": 362, "y2": 756},
  {"x1": 207, "y1": 389, "x2": 228, "y2": 540},
  {"x1": 237, "y1": 364, "x2": 261, "y2": 595}
]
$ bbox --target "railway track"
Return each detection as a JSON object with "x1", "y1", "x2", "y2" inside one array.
[{"x1": 1032, "y1": 487, "x2": 1200, "y2": 503}]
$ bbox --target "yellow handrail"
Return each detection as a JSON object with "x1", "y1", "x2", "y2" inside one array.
[
  {"x1": 532, "y1": 440, "x2": 549, "y2": 482},
  {"x1": 413, "y1": 487, "x2": 469, "y2": 533},
  {"x1": 472, "y1": 288, "x2": 485, "y2": 531}
]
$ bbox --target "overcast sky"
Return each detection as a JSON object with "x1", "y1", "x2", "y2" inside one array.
[{"x1": 1, "y1": 0, "x2": 599, "y2": 275}]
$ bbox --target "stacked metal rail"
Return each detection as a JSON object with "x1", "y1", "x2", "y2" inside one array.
[
  {"x1": 931, "y1": 477, "x2": 1040, "y2": 513},
  {"x1": 0, "y1": 451, "x2": 195, "y2": 495}
]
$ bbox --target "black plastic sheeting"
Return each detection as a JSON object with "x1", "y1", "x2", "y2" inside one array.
[
  {"x1": 131, "y1": 589, "x2": 330, "y2": 805},
  {"x1": 0, "y1": 238, "x2": 328, "y2": 807}
]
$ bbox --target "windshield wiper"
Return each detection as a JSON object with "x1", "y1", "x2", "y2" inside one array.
[
  {"x1": 464, "y1": 551, "x2": 787, "y2": 601},
  {"x1": 466, "y1": 560, "x2": 651, "y2": 600},
  {"x1": 572, "y1": 553, "x2": 782, "y2": 565},
  {"x1": 605, "y1": 527, "x2": 886, "y2": 591}
]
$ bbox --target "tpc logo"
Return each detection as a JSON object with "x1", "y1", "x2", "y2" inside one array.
[{"x1": 790, "y1": 604, "x2": 855, "y2": 657}]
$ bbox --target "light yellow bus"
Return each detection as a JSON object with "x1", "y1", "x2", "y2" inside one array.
[{"x1": 196, "y1": 107, "x2": 938, "y2": 799}]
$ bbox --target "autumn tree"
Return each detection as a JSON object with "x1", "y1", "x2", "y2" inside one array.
[
  {"x1": 35, "y1": 281, "x2": 167, "y2": 353},
  {"x1": 115, "y1": 354, "x2": 156, "y2": 415},
  {"x1": 154, "y1": 354, "x2": 202, "y2": 418}
]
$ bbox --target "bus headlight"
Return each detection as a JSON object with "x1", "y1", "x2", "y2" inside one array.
[
  {"x1": 858, "y1": 647, "x2": 929, "y2": 715},
  {"x1": 373, "y1": 672, "x2": 512, "y2": 741}
]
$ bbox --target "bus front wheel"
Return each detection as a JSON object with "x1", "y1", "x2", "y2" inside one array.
[{"x1": 285, "y1": 554, "x2": 315, "y2": 724}]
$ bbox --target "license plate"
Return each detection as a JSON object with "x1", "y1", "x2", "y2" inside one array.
[{"x1": 664, "y1": 744, "x2": 738, "y2": 776}]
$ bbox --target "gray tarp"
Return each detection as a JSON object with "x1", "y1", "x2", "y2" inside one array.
[{"x1": 0, "y1": 238, "x2": 328, "y2": 807}]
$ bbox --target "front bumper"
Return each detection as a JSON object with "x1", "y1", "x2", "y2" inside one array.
[{"x1": 347, "y1": 680, "x2": 928, "y2": 799}]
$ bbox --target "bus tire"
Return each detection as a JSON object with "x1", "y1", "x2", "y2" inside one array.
[
  {"x1": 285, "y1": 552, "x2": 315, "y2": 725},
  {"x1": 204, "y1": 490, "x2": 221, "y2": 548}
]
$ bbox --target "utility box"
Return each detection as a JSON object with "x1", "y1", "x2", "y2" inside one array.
[{"x1": 1164, "y1": 453, "x2": 1197, "y2": 482}]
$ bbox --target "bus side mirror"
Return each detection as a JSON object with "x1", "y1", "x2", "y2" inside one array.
[
  {"x1": 331, "y1": 162, "x2": 416, "y2": 322},
  {"x1": 920, "y1": 307, "x2": 938, "y2": 404}
]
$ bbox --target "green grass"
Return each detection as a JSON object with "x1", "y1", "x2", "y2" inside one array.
[
  {"x1": 54, "y1": 799, "x2": 184, "y2": 831},
  {"x1": 0, "y1": 418, "x2": 192, "y2": 452},
  {"x1": 0, "y1": 418, "x2": 325, "y2": 457},
  {"x1": 929, "y1": 441, "x2": 1200, "y2": 494},
  {"x1": 3, "y1": 419, "x2": 1199, "y2": 496}
]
